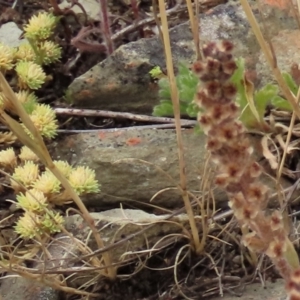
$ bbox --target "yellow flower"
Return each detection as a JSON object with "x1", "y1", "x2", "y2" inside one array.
[
  {"x1": 41, "y1": 211, "x2": 64, "y2": 234},
  {"x1": 24, "y1": 12, "x2": 58, "y2": 41},
  {"x1": 68, "y1": 166, "x2": 100, "y2": 195},
  {"x1": 54, "y1": 160, "x2": 72, "y2": 177},
  {"x1": 11, "y1": 161, "x2": 39, "y2": 191},
  {"x1": 39, "y1": 41, "x2": 62, "y2": 65},
  {"x1": 16, "y1": 61, "x2": 46, "y2": 90},
  {"x1": 16, "y1": 189, "x2": 47, "y2": 212},
  {"x1": 19, "y1": 146, "x2": 39, "y2": 162},
  {"x1": 34, "y1": 170, "x2": 61, "y2": 195},
  {"x1": 29, "y1": 104, "x2": 58, "y2": 138},
  {"x1": 15, "y1": 43, "x2": 36, "y2": 62},
  {"x1": 15, "y1": 90, "x2": 38, "y2": 113},
  {"x1": 14, "y1": 212, "x2": 42, "y2": 239},
  {"x1": 0, "y1": 147, "x2": 17, "y2": 169},
  {"x1": 0, "y1": 132, "x2": 17, "y2": 145},
  {"x1": 0, "y1": 43, "x2": 15, "y2": 71}
]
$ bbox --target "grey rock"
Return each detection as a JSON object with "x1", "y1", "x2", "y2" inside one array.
[
  {"x1": 50, "y1": 128, "x2": 297, "y2": 208},
  {"x1": 210, "y1": 279, "x2": 286, "y2": 299},
  {"x1": 0, "y1": 276, "x2": 59, "y2": 300},
  {"x1": 0, "y1": 22, "x2": 25, "y2": 48},
  {"x1": 257, "y1": 29, "x2": 300, "y2": 86},
  {"x1": 59, "y1": 0, "x2": 101, "y2": 21},
  {"x1": 66, "y1": 1, "x2": 297, "y2": 113}
]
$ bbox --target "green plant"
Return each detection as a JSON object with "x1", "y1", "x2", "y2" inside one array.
[
  {"x1": 149, "y1": 66, "x2": 164, "y2": 79},
  {"x1": 0, "y1": 71, "x2": 115, "y2": 279},
  {"x1": 0, "y1": 12, "x2": 64, "y2": 140},
  {"x1": 153, "y1": 62, "x2": 199, "y2": 117},
  {"x1": 11, "y1": 159, "x2": 100, "y2": 239},
  {"x1": 153, "y1": 58, "x2": 296, "y2": 130}
]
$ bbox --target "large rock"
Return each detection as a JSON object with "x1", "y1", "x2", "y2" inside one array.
[
  {"x1": 66, "y1": 1, "x2": 297, "y2": 113},
  {"x1": 0, "y1": 22, "x2": 25, "y2": 48},
  {"x1": 50, "y1": 128, "x2": 297, "y2": 208},
  {"x1": 257, "y1": 29, "x2": 300, "y2": 86}
]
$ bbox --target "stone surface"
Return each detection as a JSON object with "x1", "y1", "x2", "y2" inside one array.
[
  {"x1": 257, "y1": 29, "x2": 300, "y2": 86},
  {"x1": 210, "y1": 279, "x2": 287, "y2": 300},
  {"x1": 59, "y1": 0, "x2": 101, "y2": 21},
  {"x1": 0, "y1": 22, "x2": 25, "y2": 48},
  {"x1": 50, "y1": 128, "x2": 298, "y2": 208},
  {"x1": 66, "y1": 1, "x2": 298, "y2": 113},
  {"x1": 0, "y1": 276, "x2": 59, "y2": 300}
]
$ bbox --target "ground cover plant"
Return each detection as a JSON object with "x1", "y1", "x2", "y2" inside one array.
[{"x1": 1, "y1": 0, "x2": 300, "y2": 299}]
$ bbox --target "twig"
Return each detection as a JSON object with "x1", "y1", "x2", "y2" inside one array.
[
  {"x1": 98, "y1": 0, "x2": 114, "y2": 54},
  {"x1": 54, "y1": 107, "x2": 196, "y2": 124},
  {"x1": 111, "y1": 4, "x2": 186, "y2": 42}
]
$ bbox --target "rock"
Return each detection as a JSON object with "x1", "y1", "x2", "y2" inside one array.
[
  {"x1": 50, "y1": 128, "x2": 297, "y2": 208},
  {"x1": 0, "y1": 276, "x2": 59, "y2": 300},
  {"x1": 66, "y1": 1, "x2": 298, "y2": 113},
  {"x1": 59, "y1": 0, "x2": 101, "y2": 21},
  {"x1": 0, "y1": 22, "x2": 25, "y2": 48},
  {"x1": 257, "y1": 29, "x2": 300, "y2": 86},
  {"x1": 210, "y1": 279, "x2": 286, "y2": 300}
]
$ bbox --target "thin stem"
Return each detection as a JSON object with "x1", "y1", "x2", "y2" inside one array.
[
  {"x1": 158, "y1": 0, "x2": 200, "y2": 252},
  {"x1": 98, "y1": 0, "x2": 114, "y2": 54}
]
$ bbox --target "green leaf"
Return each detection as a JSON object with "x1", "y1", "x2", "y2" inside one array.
[
  {"x1": 149, "y1": 66, "x2": 163, "y2": 78},
  {"x1": 186, "y1": 103, "x2": 199, "y2": 118},
  {"x1": 230, "y1": 57, "x2": 247, "y2": 110},
  {"x1": 271, "y1": 95, "x2": 293, "y2": 111},
  {"x1": 154, "y1": 61, "x2": 198, "y2": 118},
  {"x1": 153, "y1": 101, "x2": 174, "y2": 116},
  {"x1": 158, "y1": 78, "x2": 171, "y2": 99},
  {"x1": 254, "y1": 83, "x2": 278, "y2": 119},
  {"x1": 282, "y1": 72, "x2": 298, "y2": 96}
]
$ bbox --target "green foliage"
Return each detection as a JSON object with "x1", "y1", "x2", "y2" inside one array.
[
  {"x1": 149, "y1": 66, "x2": 163, "y2": 79},
  {"x1": 153, "y1": 59, "x2": 296, "y2": 129},
  {"x1": 232, "y1": 59, "x2": 293, "y2": 127},
  {"x1": 153, "y1": 63, "x2": 199, "y2": 117},
  {"x1": 0, "y1": 13, "x2": 61, "y2": 139}
]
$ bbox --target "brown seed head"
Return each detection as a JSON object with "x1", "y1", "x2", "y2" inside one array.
[
  {"x1": 205, "y1": 80, "x2": 222, "y2": 99},
  {"x1": 222, "y1": 83, "x2": 237, "y2": 100},
  {"x1": 248, "y1": 161, "x2": 261, "y2": 178},
  {"x1": 206, "y1": 57, "x2": 221, "y2": 75},
  {"x1": 218, "y1": 40, "x2": 234, "y2": 53},
  {"x1": 203, "y1": 42, "x2": 217, "y2": 58},
  {"x1": 192, "y1": 61, "x2": 205, "y2": 76},
  {"x1": 222, "y1": 60, "x2": 237, "y2": 75}
]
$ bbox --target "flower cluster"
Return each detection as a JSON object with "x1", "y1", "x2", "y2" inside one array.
[
  {"x1": 16, "y1": 61, "x2": 46, "y2": 90},
  {"x1": 0, "y1": 12, "x2": 61, "y2": 140},
  {"x1": 11, "y1": 159, "x2": 101, "y2": 239},
  {"x1": 25, "y1": 104, "x2": 58, "y2": 139},
  {"x1": 193, "y1": 41, "x2": 298, "y2": 282},
  {"x1": 0, "y1": 43, "x2": 15, "y2": 71},
  {"x1": 15, "y1": 210, "x2": 64, "y2": 239},
  {"x1": 24, "y1": 12, "x2": 58, "y2": 41}
]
